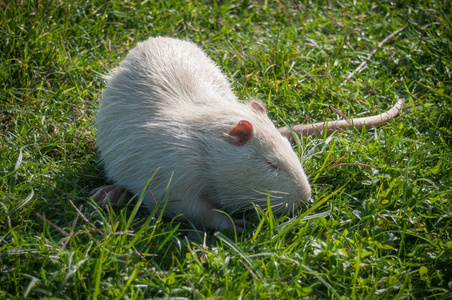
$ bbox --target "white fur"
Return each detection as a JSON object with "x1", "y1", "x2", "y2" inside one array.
[{"x1": 95, "y1": 37, "x2": 311, "y2": 230}]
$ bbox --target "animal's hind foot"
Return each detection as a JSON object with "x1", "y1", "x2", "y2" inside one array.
[{"x1": 90, "y1": 184, "x2": 133, "y2": 205}]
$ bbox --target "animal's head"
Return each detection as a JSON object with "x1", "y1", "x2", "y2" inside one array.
[{"x1": 205, "y1": 101, "x2": 311, "y2": 215}]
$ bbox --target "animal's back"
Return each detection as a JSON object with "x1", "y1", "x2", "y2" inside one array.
[
  {"x1": 95, "y1": 37, "x2": 240, "y2": 211},
  {"x1": 101, "y1": 37, "x2": 237, "y2": 112}
]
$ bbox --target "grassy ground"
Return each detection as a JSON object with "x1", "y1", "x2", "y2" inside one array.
[{"x1": 1, "y1": 0, "x2": 451, "y2": 299}]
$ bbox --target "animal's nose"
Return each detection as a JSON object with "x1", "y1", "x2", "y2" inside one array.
[{"x1": 297, "y1": 182, "x2": 312, "y2": 204}]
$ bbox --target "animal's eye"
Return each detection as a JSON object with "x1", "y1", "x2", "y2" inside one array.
[{"x1": 267, "y1": 161, "x2": 279, "y2": 170}]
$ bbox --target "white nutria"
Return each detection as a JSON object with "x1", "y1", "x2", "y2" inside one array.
[
  {"x1": 92, "y1": 37, "x2": 404, "y2": 231},
  {"x1": 93, "y1": 37, "x2": 312, "y2": 231}
]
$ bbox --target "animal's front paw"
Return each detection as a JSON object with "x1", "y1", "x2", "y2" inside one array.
[
  {"x1": 210, "y1": 212, "x2": 249, "y2": 233},
  {"x1": 90, "y1": 185, "x2": 132, "y2": 205},
  {"x1": 231, "y1": 219, "x2": 250, "y2": 233},
  {"x1": 185, "y1": 218, "x2": 249, "y2": 240}
]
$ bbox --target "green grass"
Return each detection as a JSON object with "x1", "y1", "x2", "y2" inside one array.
[{"x1": 1, "y1": 0, "x2": 451, "y2": 298}]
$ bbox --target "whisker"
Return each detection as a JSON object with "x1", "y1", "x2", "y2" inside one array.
[{"x1": 252, "y1": 189, "x2": 289, "y2": 199}]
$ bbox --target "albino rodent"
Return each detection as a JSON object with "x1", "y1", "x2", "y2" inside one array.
[
  {"x1": 92, "y1": 37, "x2": 404, "y2": 231},
  {"x1": 93, "y1": 37, "x2": 311, "y2": 231}
]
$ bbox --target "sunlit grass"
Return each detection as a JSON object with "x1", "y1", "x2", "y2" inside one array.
[{"x1": 1, "y1": 0, "x2": 451, "y2": 298}]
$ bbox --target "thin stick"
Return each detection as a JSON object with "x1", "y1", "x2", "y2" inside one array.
[
  {"x1": 327, "y1": 162, "x2": 384, "y2": 171},
  {"x1": 422, "y1": 10, "x2": 452, "y2": 34},
  {"x1": 61, "y1": 205, "x2": 82, "y2": 250},
  {"x1": 341, "y1": 24, "x2": 408, "y2": 87},
  {"x1": 239, "y1": 259, "x2": 260, "y2": 281},
  {"x1": 36, "y1": 213, "x2": 69, "y2": 236},
  {"x1": 69, "y1": 200, "x2": 105, "y2": 235},
  {"x1": 329, "y1": 106, "x2": 348, "y2": 120}
]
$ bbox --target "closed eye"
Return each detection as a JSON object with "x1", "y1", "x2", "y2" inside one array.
[{"x1": 267, "y1": 161, "x2": 279, "y2": 170}]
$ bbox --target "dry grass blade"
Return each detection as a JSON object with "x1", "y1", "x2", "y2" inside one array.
[
  {"x1": 69, "y1": 200, "x2": 104, "y2": 235},
  {"x1": 340, "y1": 24, "x2": 408, "y2": 87}
]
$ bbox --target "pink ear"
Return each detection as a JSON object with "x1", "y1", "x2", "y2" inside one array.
[
  {"x1": 251, "y1": 101, "x2": 266, "y2": 113},
  {"x1": 228, "y1": 120, "x2": 253, "y2": 146}
]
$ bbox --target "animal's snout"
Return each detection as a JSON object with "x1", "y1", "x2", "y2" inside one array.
[{"x1": 296, "y1": 181, "x2": 312, "y2": 204}]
